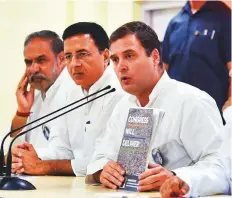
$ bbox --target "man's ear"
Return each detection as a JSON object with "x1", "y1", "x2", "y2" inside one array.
[
  {"x1": 57, "y1": 51, "x2": 65, "y2": 72},
  {"x1": 102, "y1": 49, "x2": 110, "y2": 68},
  {"x1": 151, "y1": 48, "x2": 160, "y2": 67}
]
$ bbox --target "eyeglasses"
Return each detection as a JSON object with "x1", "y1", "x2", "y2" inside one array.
[{"x1": 64, "y1": 51, "x2": 99, "y2": 64}]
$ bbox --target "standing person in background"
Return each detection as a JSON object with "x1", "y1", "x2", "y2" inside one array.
[{"x1": 162, "y1": 0, "x2": 231, "y2": 118}]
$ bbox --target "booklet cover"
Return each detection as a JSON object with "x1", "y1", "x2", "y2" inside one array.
[{"x1": 117, "y1": 108, "x2": 156, "y2": 192}]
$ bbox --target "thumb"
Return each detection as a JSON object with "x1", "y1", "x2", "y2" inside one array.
[
  {"x1": 148, "y1": 163, "x2": 160, "y2": 168},
  {"x1": 16, "y1": 144, "x2": 27, "y2": 150},
  {"x1": 181, "y1": 182, "x2": 190, "y2": 195},
  {"x1": 181, "y1": 189, "x2": 187, "y2": 195}
]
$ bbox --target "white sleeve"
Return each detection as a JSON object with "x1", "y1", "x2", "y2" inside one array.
[
  {"x1": 86, "y1": 106, "x2": 124, "y2": 182},
  {"x1": 36, "y1": 116, "x2": 74, "y2": 160},
  {"x1": 173, "y1": 95, "x2": 230, "y2": 196},
  {"x1": 220, "y1": 106, "x2": 232, "y2": 195}
]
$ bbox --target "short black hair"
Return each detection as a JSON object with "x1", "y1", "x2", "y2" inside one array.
[
  {"x1": 110, "y1": 21, "x2": 163, "y2": 67},
  {"x1": 62, "y1": 22, "x2": 109, "y2": 51},
  {"x1": 24, "y1": 30, "x2": 63, "y2": 56}
]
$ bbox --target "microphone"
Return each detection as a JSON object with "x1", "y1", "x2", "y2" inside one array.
[
  {"x1": 0, "y1": 86, "x2": 115, "y2": 190},
  {"x1": 0, "y1": 85, "x2": 111, "y2": 176}
]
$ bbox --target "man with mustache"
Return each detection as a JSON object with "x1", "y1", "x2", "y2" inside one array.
[
  {"x1": 7, "y1": 30, "x2": 74, "y2": 149},
  {"x1": 86, "y1": 21, "x2": 229, "y2": 196},
  {"x1": 10, "y1": 22, "x2": 123, "y2": 176}
]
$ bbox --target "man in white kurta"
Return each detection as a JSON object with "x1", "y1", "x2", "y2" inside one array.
[
  {"x1": 160, "y1": 103, "x2": 232, "y2": 197},
  {"x1": 2, "y1": 31, "x2": 75, "y2": 152},
  {"x1": 220, "y1": 105, "x2": 232, "y2": 195},
  {"x1": 86, "y1": 21, "x2": 229, "y2": 196},
  {"x1": 87, "y1": 72, "x2": 229, "y2": 195},
  {"x1": 11, "y1": 22, "x2": 124, "y2": 176},
  {"x1": 18, "y1": 67, "x2": 74, "y2": 148},
  {"x1": 38, "y1": 66, "x2": 123, "y2": 175}
]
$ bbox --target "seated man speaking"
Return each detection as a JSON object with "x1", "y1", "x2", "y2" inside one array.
[{"x1": 86, "y1": 21, "x2": 229, "y2": 196}]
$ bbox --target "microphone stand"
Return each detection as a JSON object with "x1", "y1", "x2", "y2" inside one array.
[
  {"x1": 0, "y1": 87, "x2": 115, "y2": 190},
  {"x1": 0, "y1": 85, "x2": 111, "y2": 175}
]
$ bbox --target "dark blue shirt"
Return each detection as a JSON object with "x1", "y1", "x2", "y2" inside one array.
[{"x1": 162, "y1": 0, "x2": 231, "y2": 111}]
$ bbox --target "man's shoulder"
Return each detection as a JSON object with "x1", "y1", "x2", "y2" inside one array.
[
  {"x1": 167, "y1": 8, "x2": 186, "y2": 28},
  {"x1": 206, "y1": 1, "x2": 231, "y2": 16},
  {"x1": 169, "y1": 78, "x2": 216, "y2": 105}
]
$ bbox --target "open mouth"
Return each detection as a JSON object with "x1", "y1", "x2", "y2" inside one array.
[{"x1": 121, "y1": 76, "x2": 131, "y2": 83}]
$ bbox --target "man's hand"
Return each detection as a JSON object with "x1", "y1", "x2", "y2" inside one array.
[
  {"x1": 16, "y1": 72, "x2": 34, "y2": 113},
  {"x1": 160, "y1": 176, "x2": 190, "y2": 198},
  {"x1": 11, "y1": 143, "x2": 29, "y2": 174},
  {"x1": 11, "y1": 142, "x2": 41, "y2": 175},
  {"x1": 138, "y1": 163, "x2": 174, "y2": 192},
  {"x1": 100, "y1": 160, "x2": 125, "y2": 189}
]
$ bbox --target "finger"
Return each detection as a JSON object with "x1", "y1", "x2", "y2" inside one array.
[
  {"x1": 160, "y1": 180, "x2": 174, "y2": 198},
  {"x1": 100, "y1": 177, "x2": 118, "y2": 190},
  {"x1": 17, "y1": 74, "x2": 28, "y2": 92},
  {"x1": 12, "y1": 149, "x2": 22, "y2": 157},
  {"x1": 16, "y1": 144, "x2": 27, "y2": 149},
  {"x1": 181, "y1": 181, "x2": 190, "y2": 195},
  {"x1": 139, "y1": 166, "x2": 162, "y2": 180},
  {"x1": 159, "y1": 181, "x2": 166, "y2": 195},
  {"x1": 171, "y1": 178, "x2": 184, "y2": 196},
  {"x1": 20, "y1": 76, "x2": 29, "y2": 91},
  {"x1": 18, "y1": 72, "x2": 27, "y2": 85},
  {"x1": 12, "y1": 156, "x2": 22, "y2": 163},
  {"x1": 139, "y1": 174, "x2": 161, "y2": 186},
  {"x1": 102, "y1": 171, "x2": 123, "y2": 187},
  {"x1": 138, "y1": 180, "x2": 163, "y2": 192},
  {"x1": 148, "y1": 163, "x2": 161, "y2": 169},
  {"x1": 16, "y1": 168, "x2": 24, "y2": 175},
  {"x1": 12, "y1": 162, "x2": 23, "y2": 169},
  {"x1": 109, "y1": 161, "x2": 125, "y2": 175},
  {"x1": 166, "y1": 188, "x2": 175, "y2": 198},
  {"x1": 23, "y1": 142, "x2": 33, "y2": 151},
  {"x1": 105, "y1": 164, "x2": 124, "y2": 182}
]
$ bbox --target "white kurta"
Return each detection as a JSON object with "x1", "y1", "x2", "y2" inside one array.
[
  {"x1": 220, "y1": 106, "x2": 232, "y2": 195},
  {"x1": 38, "y1": 66, "x2": 124, "y2": 176},
  {"x1": 87, "y1": 72, "x2": 229, "y2": 196},
  {"x1": 3, "y1": 67, "x2": 76, "y2": 150}
]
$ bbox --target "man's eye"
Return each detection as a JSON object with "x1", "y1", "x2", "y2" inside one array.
[
  {"x1": 37, "y1": 58, "x2": 46, "y2": 63},
  {"x1": 65, "y1": 55, "x2": 72, "y2": 60},
  {"x1": 78, "y1": 52, "x2": 88, "y2": 57},
  {"x1": 111, "y1": 58, "x2": 119, "y2": 63},
  {"x1": 25, "y1": 62, "x2": 31, "y2": 67},
  {"x1": 25, "y1": 60, "x2": 32, "y2": 67},
  {"x1": 126, "y1": 54, "x2": 133, "y2": 59}
]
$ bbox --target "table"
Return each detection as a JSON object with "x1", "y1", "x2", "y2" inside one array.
[
  {"x1": 0, "y1": 176, "x2": 160, "y2": 198},
  {"x1": 0, "y1": 176, "x2": 230, "y2": 198}
]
